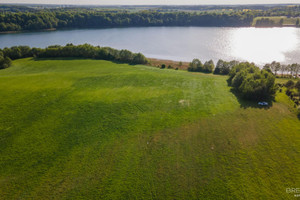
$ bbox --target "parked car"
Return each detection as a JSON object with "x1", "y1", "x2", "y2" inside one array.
[{"x1": 258, "y1": 102, "x2": 268, "y2": 106}]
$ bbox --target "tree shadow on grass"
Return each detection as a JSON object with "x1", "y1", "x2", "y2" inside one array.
[{"x1": 230, "y1": 88, "x2": 274, "y2": 110}]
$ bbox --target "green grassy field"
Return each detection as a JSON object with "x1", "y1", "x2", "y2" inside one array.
[{"x1": 0, "y1": 58, "x2": 299, "y2": 199}]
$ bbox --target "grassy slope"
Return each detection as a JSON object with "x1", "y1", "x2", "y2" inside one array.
[{"x1": 0, "y1": 58, "x2": 299, "y2": 199}]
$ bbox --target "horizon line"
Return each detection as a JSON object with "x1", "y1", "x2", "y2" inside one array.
[{"x1": 1, "y1": 3, "x2": 300, "y2": 6}]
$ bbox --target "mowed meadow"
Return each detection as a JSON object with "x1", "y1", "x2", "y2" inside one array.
[{"x1": 0, "y1": 58, "x2": 299, "y2": 199}]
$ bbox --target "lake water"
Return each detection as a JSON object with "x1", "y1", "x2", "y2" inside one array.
[{"x1": 1, "y1": 27, "x2": 300, "y2": 65}]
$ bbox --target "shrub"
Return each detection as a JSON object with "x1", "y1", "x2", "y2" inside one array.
[
  {"x1": 0, "y1": 55, "x2": 12, "y2": 69},
  {"x1": 295, "y1": 80, "x2": 300, "y2": 92},
  {"x1": 285, "y1": 80, "x2": 295, "y2": 88}
]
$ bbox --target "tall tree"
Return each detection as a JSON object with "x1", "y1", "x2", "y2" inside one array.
[{"x1": 280, "y1": 64, "x2": 287, "y2": 77}]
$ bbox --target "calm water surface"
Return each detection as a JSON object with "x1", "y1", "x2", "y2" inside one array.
[{"x1": 1, "y1": 27, "x2": 300, "y2": 65}]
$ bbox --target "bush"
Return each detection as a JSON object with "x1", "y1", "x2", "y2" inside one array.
[
  {"x1": 0, "y1": 54, "x2": 12, "y2": 69},
  {"x1": 161, "y1": 64, "x2": 166, "y2": 69},
  {"x1": 285, "y1": 80, "x2": 295, "y2": 88},
  {"x1": 295, "y1": 80, "x2": 300, "y2": 92}
]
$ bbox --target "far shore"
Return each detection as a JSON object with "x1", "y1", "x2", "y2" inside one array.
[
  {"x1": 1, "y1": 24, "x2": 299, "y2": 34},
  {"x1": 0, "y1": 28, "x2": 57, "y2": 34}
]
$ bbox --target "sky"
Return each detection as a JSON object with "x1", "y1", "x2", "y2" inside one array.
[{"x1": 1, "y1": 0, "x2": 300, "y2": 5}]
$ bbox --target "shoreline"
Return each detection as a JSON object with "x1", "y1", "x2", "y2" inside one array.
[
  {"x1": 147, "y1": 58, "x2": 190, "y2": 70},
  {"x1": 0, "y1": 28, "x2": 57, "y2": 34},
  {"x1": 0, "y1": 25, "x2": 299, "y2": 34}
]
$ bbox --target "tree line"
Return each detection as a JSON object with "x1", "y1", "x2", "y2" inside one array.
[
  {"x1": 263, "y1": 61, "x2": 300, "y2": 78},
  {"x1": 0, "y1": 44, "x2": 148, "y2": 69},
  {"x1": 255, "y1": 18, "x2": 278, "y2": 27},
  {"x1": 188, "y1": 58, "x2": 300, "y2": 100},
  {"x1": 187, "y1": 59, "x2": 215, "y2": 73},
  {"x1": 2, "y1": 4, "x2": 300, "y2": 32},
  {"x1": 0, "y1": 10, "x2": 255, "y2": 32},
  {"x1": 188, "y1": 58, "x2": 280, "y2": 100},
  {"x1": 188, "y1": 58, "x2": 300, "y2": 78},
  {"x1": 1, "y1": 45, "x2": 296, "y2": 102},
  {"x1": 188, "y1": 58, "x2": 241, "y2": 75},
  {"x1": 261, "y1": 5, "x2": 300, "y2": 18}
]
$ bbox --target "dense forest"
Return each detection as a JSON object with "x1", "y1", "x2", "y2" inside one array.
[
  {"x1": 0, "y1": 10, "x2": 255, "y2": 32},
  {"x1": 1, "y1": 4, "x2": 300, "y2": 32}
]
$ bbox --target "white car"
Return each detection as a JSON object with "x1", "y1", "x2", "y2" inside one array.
[{"x1": 258, "y1": 102, "x2": 268, "y2": 106}]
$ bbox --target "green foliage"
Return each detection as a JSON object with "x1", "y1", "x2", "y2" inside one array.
[
  {"x1": 132, "y1": 53, "x2": 148, "y2": 65},
  {"x1": 285, "y1": 80, "x2": 300, "y2": 107},
  {"x1": 188, "y1": 58, "x2": 215, "y2": 73},
  {"x1": 188, "y1": 59, "x2": 203, "y2": 72},
  {"x1": 0, "y1": 51, "x2": 12, "y2": 69},
  {"x1": 2, "y1": 5, "x2": 300, "y2": 32},
  {"x1": 285, "y1": 80, "x2": 295, "y2": 88},
  {"x1": 295, "y1": 80, "x2": 300, "y2": 91},
  {"x1": 264, "y1": 61, "x2": 300, "y2": 77},
  {"x1": 228, "y1": 62, "x2": 257, "y2": 83},
  {"x1": 0, "y1": 44, "x2": 148, "y2": 69},
  {"x1": 263, "y1": 63, "x2": 272, "y2": 73},
  {"x1": 0, "y1": 9, "x2": 255, "y2": 32},
  {"x1": 229, "y1": 62, "x2": 276, "y2": 100},
  {"x1": 0, "y1": 56, "x2": 12, "y2": 69},
  {"x1": 38, "y1": 44, "x2": 148, "y2": 64},
  {"x1": 255, "y1": 17, "x2": 276, "y2": 27},
  {"x1": 214, "y1": 59, "x2": 239, "y2": 75},
  {"x1": 203, "y1": 60, "x2": 215, "y2": 73}
]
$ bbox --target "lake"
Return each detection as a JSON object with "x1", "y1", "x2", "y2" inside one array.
[{"x1": 1, "y1": 27, "x2": 300, "y2": 65}]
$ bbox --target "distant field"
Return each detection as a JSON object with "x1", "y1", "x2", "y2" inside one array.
[
  {"x1": 253, "y1": 16, "x2": 300, "y2": 26},
  {"x1": 0, "y1": 58, "x2": 299, "y2": 199}
]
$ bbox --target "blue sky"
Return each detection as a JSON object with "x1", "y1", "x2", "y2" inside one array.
[{"x1": 1, "y1": 0, "x2": 300, "y2": 5}]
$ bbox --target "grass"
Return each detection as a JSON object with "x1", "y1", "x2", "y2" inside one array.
[
  {"x1": 276, "y1": 77, "x2": 299, "y2": 85},
  {"x1": 0, "y1": 58, "x2": 299, "y2": 199}
]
